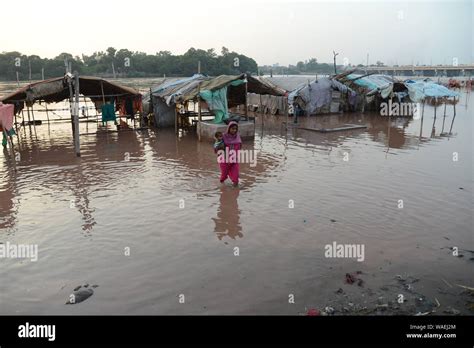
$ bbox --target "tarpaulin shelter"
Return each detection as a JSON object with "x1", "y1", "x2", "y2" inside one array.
[
  {"x1": 334, "y1": 71, "x2": 412, "y2": 112},
  {"x1": 1, "y1": 75, "x2": 141, "y2": 114},
  {"x1": 291, "y1": 77, "x2": 355, "y2": 115},
  {"x1": 1, "y1": 74, "x2": 142, "y2": 156},
  {"x1": 146, "y1": 73, "x2": 286, "y2": 132},
  {"x1": 404, "y1": 79, "x2": 459, "y2": 102},
  {"x1": 335, "y1": 73, "x2": 408, "y2": 99}
]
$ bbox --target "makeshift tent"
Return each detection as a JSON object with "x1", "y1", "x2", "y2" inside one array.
[
  {"x1": 292, "y1": 77, "x2": 355, "y2": 115},
  {"x1": 146, "y1": 74, "x2": 285, "y2": 127},
  {"x1": 198, "y1": 79, "x2": 245, "y2": 123},
  {"x1": 2, "y1": 75, "x2": 141, "y2": 115},
  {"x1": 1, "y1": 74, "x2": 142, "y2": 156},
  {"x1": 144, "y1": 74, "x2": 209, "y2": 127},
  {"x1": 404, "y1": 79, "x2": 459, "y2": 102},
  {"x1": 333, "y1": 71, "x2": 413, "y2": 111}
]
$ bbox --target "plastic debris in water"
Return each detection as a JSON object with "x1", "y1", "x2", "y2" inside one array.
[{"x1": 306, "y1": 308, "x2": 321, "y2": 316}]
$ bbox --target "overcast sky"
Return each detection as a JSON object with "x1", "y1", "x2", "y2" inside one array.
[{"x1": 1, "y1": 0, "x2": 472, "y2": 66}]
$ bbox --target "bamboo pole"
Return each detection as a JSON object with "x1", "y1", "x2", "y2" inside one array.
[
  {"x1": 449, "y1": 98, "x2": 457, "y2": 134},
  {"x1": 441, "y1": 101, "x2": 447, "y2": 133},
  {"x1": 197, "y1": 83, "x2": 202, "y2": 141},
  {"x1": 244, "y1": 74, "x2": 248, "y2": 120},
  {"x1": 83, "y1": 96, "x2": 89, "y2": 133},
  {"x1": 100, "y1": 80, "x2": 106, "y2": 129},
  {"x1": 175, "y1": 105, "x2": 178, "y2": 135},
  {"x1": 431, "y1": 99, "x2": 437, "y2": 138},
  {"x1": 45, "y1": 103, "x2": 50, "y2": 124},
  {"x1": 453, "y1": 96, "x2": 456, "y2": 117},
  {"x1": 386, "y1": 111, "x2": 391, "y2": 155},
  {"x1": 73, "y1": 73, "x2": 81, "y2": 157},
  {"x1": 67, "y1": 75, "x2": 75, "y2": 135},
  {"x1": 419, "y1": 100, "x2": 425, "y2": 141},
  {"x1": 31, "y1": 105, "x2": 37, "y2": 139}
]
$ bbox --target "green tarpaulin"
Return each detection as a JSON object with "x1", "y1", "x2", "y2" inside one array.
[{"x1": 199, "y1": 79, "x2": 245, "y2": 124}]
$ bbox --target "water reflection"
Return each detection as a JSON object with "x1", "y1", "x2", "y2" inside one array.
[
  {"x1": 0, "y1": 84, "x2": 471, "y2": 315},
  {"x1": 0, "y1": 149, "x2": 17, "y2": 230},
  {"x1": 255, "y1": 107, "x2": 458, "y2": 151},
  {"x1": 212, "y1": 186, "x2": 243, "y2": 241}
]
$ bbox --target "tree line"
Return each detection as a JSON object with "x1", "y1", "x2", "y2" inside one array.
[
  {"x1": 259, "y1": 58, "x2": 338, "y2": 75},
  {"x1": 0, "y1": 47, "x2": 258, "y2": 81},
  {"x1": 259, "y1": 58, "x2": 385, "y2": 75}
]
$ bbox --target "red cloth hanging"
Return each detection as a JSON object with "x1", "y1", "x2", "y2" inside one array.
[{"x1": 0, "y1": 102, "x2": 14, "y2": 132}]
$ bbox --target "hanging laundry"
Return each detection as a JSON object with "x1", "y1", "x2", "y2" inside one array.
[
  {"x1": 118, "y1": 96, "x2": 143, "y2": 119},
  {"x1": 0, "y1": 102, "x2": 14, "y2": 131},
  {"x1": 101, "y1": 102, "x2": 116, "y2": 124},
  {"x1": 125, "y1": 97, "x2": 134, "y2": 119},
  {"x1": 0, "y1": 102, "x2": 15, "y2": 147},
  {"x1": 133, "y1": 97, "x2": 143, "y2": 114}
]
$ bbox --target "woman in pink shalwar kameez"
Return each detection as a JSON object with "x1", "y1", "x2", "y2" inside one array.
[{"x1": 219, "y1": 121, "x2": 241, "y2": 186}]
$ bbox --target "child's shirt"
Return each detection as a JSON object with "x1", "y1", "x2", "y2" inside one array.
[{"x1": 213, "y1": 139, "x2": 225, "y2": 153}]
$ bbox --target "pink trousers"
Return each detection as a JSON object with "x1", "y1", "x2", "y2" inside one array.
[{"x1": 219, "y1": 162, "x2": 239, "y2": 184}]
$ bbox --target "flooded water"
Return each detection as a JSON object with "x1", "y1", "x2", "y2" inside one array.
[{"x1": 0, "y1": 79, "x2": 473, "y2": 315}]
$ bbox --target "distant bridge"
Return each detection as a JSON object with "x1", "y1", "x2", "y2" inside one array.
[{"x1": 354, "y1": 65, "x2": 474, "y2": 78}]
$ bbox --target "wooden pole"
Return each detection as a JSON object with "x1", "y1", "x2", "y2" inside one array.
[
  {"x1": 45, "y1": 103, "x2": 50, "y2": 124},
  {"x1": 453, "y1": 96, "x2": 456, "y2": 117},
  {"x1": 149, "y1": 88, "x2": 153, "y2": 128},
  {"x1": 26, "y1": 106, "x2": 31, "y2": 124},
  {"x1": 100, "y1": 80, "x2": 105, "y2": 128},
  {"x1": 83, "y1": 96, "x2": 89, "y2": 132},
  {"x1": 100, "y1": 81, "x2": 106, "y2": 104},
  {"x1": 67, "y1": 75, "x2": 75, "y2": 135},
  {"x1": 197, "y1": 83, "x2": 202, "y2": 142},
  {"x1": 73, "y1": 73, "x2": 81, "y2": 157},
  {"x1": 441, "y1": 101, "x2": 447, "y2": 133},
  {"x1": 431, "y1": 99, "x2": 437, "y2": 138},
  {"x1": 31, "y1": 105, "x2": 37, "y2": 138},
  {"x1": 244, "y1": 74, "x2": 248, "y2": 120},
  {"x1": 449, "y1": 98, "x2": 457, "y2": 134},
  {"x1": 260, "y1": 94, "x2": 263, "y2": 127},
  {"x1": 175, "y1": 105, "x2": 178, "y2": 135},
  {"x1": 419, "y1": 100, "x2": 425, "y2": 140}
]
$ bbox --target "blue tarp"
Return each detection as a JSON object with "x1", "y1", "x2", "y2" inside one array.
[
  {"x1": 294, "y1": 77, "x2": 354, "y2": 114},
  {"x1": 404, "y1": 79, "x2": 459, "y2": 102},
  {"x1": 199, "y1": 79, "x2": 245, "y2": 123},
  {"x1": 347, "y1": 74, "x2": 394, "y2": 98},
  {"x1": 151, "y1": 74, "x2": 209, "y2": 106}
]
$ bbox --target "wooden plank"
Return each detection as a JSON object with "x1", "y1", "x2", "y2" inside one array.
[{"x1": 298, "y1": 124, "x2": 367, "y2": 133}]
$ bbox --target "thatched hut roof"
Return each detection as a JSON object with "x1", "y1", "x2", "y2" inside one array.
[{"x1": 2, "y1": 75, "x2": 140, "y2": 113}]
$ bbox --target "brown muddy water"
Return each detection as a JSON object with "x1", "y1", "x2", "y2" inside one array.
[{"x1": 0, "y1": 79, "x2": 473, "y2": 315}]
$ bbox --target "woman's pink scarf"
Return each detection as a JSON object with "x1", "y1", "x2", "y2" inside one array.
[{"x1": 223, "y1": 121, "x2": 242, "y2": 145}]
